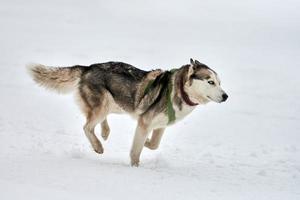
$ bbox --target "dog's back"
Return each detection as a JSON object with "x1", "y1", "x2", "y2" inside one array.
[
  {"x1": 28, "y1": 61, "x2": 153, "y2": 112},
  {"x1": 81, "y1": 62, "x2": 149, "y2": 112},
  {"x1": 28, "y1": 61, "x2": 148, "y2": 91}
]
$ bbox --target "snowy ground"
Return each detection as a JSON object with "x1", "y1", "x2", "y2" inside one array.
[{"x1": 0, "y1": 0, "x2": 300, "y2": 199}]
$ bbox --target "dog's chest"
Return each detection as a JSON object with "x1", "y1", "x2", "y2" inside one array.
[
  {"x1": 151, "y1": 103, "x2": 195, "y2": 129},
  {"x1": 174, "y1": 103, "x2": 195, "y2": 121}
]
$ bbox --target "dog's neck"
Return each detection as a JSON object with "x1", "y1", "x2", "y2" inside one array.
[{"x1": 179, "y1": 76, "x2": 198, "y2": 106}]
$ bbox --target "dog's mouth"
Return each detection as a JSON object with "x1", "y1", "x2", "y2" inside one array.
[
  {"x1": 206, "y1": 96, "x2": 213, "y2": 101},
  {"x1": 207, "y1": 96, "x2": 222, "y2": 103}
]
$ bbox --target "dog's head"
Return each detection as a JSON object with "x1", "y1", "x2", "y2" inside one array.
[{"x1": 183, "y1": 58, "x2": 228, "y2": 104}]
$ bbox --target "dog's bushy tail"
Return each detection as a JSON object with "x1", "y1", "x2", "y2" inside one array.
[{"x1": 27, "y1": 64, "x2": 84, "y2": 93}]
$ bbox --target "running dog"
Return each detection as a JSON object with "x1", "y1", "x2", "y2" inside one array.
[{"x1": 28, "y1": 59, "x2": 228, "y2": 166}]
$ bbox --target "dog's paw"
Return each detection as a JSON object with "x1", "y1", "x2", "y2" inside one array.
[
  {"x1": 130, "y1": 153, "x2": 140, "y2": 167},
  {"x1": 144, "y1": 139, "x2": 152, "y2": 148},
  {"x1": 131, "y1": 159, "x2": 140, "y2": 167},
  {"x1": 144, "y1": 139, "x2": 158, "y2": 150},
  {"x1": 101, "y1": 126, "x2": 110, "y2": 141},
  {"x1": 92, "y1": 141, "x2": 104, "y2": 154},
  {"x1": 94, "y1": 146, "x2": 104, "y2": 154}
]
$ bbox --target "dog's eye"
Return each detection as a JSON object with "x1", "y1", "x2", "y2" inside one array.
[{"x1": 208, "y1": 81, "x2": 215, "y2": 85}]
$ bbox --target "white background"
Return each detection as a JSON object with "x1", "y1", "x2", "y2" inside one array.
[{"x1": 0, "y1": 0, "x2": 299, "y2": 199}]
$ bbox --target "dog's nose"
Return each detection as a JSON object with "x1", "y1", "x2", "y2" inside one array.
[{"x1": 222, "y1": 93, "x2": 228, "y2": 102}]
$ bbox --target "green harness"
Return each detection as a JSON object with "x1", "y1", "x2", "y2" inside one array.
[{"x1": 144, "y1": 69, "x2": 177, "y2": 124}]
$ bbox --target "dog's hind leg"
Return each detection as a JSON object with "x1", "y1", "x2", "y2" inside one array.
[
  {"x1": 130, "y1": 117, "x2": 151, "y2": 167},
  {"x1": 144, "y1": 128, "x2": 165, "y2": 150},
  {"x1": 101, "y1": 118, "x2": 110, "y2": 141},
  {"x1": 84, "y1": 110, "x2": 107, "y2": 154},
  {"x1": 78, "y1": 85, "x2": 110, "y2": 154},
  {"x1": 80, "y1": 93, "x2": 109, "y2": 154}
]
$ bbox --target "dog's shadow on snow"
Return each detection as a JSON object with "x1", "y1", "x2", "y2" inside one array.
[{"x1": 65, "y1": 148, "x2": 173, "y2": 170}]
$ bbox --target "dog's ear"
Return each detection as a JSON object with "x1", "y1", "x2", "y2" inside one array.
[
  {"x1": 187, "y1": 64, "x2": 194, "y2": 77},
  {"x1": 190, "y1": 58, "x2": 195, "y2": 66},
  {"x1": 195, "y1": 60, "x2": 204, "y2": 66},
  {"x1": 188, "y1": 58, "x2": 196, "y2": 77},
  {"x1": 182, "y1": 63, "x2": 195, "y2": 86}
]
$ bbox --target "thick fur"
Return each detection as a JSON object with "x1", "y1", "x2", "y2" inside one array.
[
  {"x1": 27, "y1": 64, "x2": 83, "y2": 93},
  {"x1": 28, "y1": 59, "x2": 227, "y2": 166}
]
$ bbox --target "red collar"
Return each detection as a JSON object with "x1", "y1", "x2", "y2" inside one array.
[{"x1": 180, "y1": 77, "x2": 198, "y2": 106}]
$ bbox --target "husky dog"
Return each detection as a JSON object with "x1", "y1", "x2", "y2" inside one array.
[{"x1": 28, "y1": 59, "x2": 228, "y2": 166}]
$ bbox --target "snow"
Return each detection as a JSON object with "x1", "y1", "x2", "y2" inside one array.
[{"x1": 0, "y1": 0, "x2": 300, "y2": 199}]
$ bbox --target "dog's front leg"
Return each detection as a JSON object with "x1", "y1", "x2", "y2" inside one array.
[
  {"x1": 130, "y1": 117, "x2": 151, "y2": 167},
  {"x1": 144, "y1": 128, "x2": 165, "y2": 150}
]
